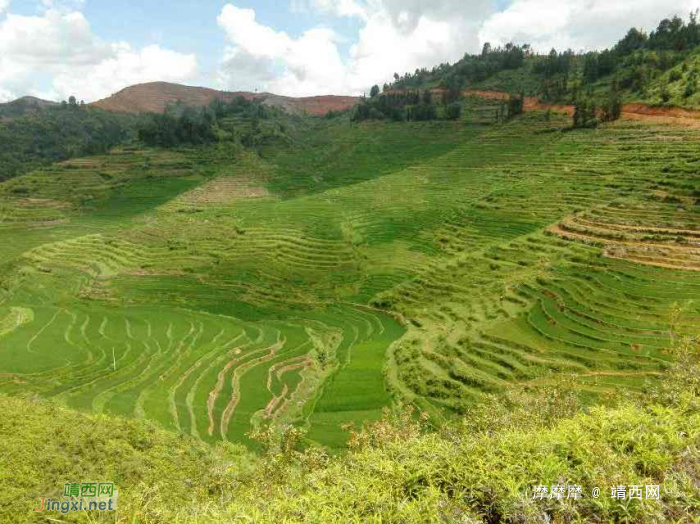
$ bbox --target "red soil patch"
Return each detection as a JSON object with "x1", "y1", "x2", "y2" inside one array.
[
  {"x1": 463, "y1": 89, "x2": 700, "y2": 126},
  {"x1": 392, "y1": 87, "x2": 700, "y2": 126},
  {"x1": 463, "y1": 90, "x2": 575, "y2": 116},
  {"x1": 92, "y1": 82, "x2": 254, "y2": 114},
  {"x1": 621, "y1": 104, "x2": 700, "y2": 128},
  {"x1": 291, "y1": 95, "x2": 360, "y2": 115},
  {"x1": 91, "y1": 81, "x2": 358, "y2": 116}
]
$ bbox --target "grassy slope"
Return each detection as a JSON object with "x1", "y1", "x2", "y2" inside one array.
[
  {"x1": 469, "y1": 60, "x2": 544, "y2": 96},
  {"x1": 0, "y1": 395, "x2": 252, "y2": 523},
  {"x1": 0, "y1": 113, "x2": 698, "y2": 455},
  {"x1": 1, "y1": 339, "x2": 697, "y2": 523},
  {"x1": 419, "y1": 50, "x2": 700, "y2": 110},
  {"x1": 0, "y1": 102, "x2": 698, "y2": 522},
  {"x1": 625, "y1": 48, "x2": 700, "y2": 107}
]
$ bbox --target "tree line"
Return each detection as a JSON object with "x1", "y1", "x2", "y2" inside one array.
[
  {"x1": 378, "y1": 12, "x2": 699, "y2": 109},
  {"x1": 536, "y1": 12, "x2": 699, "y2": 102},
  {"x1": 138, "y1": 96, "x2": 278, "y2": 148},
  {"x1": 0, "y1": 100, "x2": 139, "y2": 182},
  {"x1": 390, "y1": 43, "x2": 529, "y2": 98},
  {"x1": 352, "y1": 89, "x2": 462, "y2": 123}
]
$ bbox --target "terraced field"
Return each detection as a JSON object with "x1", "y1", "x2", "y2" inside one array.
[{"x1": 0, "y1": 111, "x2": 697, "y2": 449}]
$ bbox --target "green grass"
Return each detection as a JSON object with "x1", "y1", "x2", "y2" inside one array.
[
  {"x1": 0, "y1": 111, "x2": 698, "y2": 460},
  {"x1": 1, "y1": 339, "x2": 697, "y2": 522}
]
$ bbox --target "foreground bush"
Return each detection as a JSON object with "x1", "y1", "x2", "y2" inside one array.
[{"x1": 0, "y1": 337, "x2": 697, "y2": 523}]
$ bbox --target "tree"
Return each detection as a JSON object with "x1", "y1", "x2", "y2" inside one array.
[
  {"x1": 407, "y1": 103, "x2": 437, "y2": 122},
  {"x1": 370, "y1": 85, "x2": 380, "y2": 98},
  {"x1": 573, "y1": 98, "x2": 598, "y2": 128},
  {"x1": 600, "y1": 87, "x2": 622, "y2": 122},
  {"x1": 507, "y1": 93, "x2": 524, "y2": 118},
  {"x1": 583, "y1": 53, "x2": 600, "y2": 83},
  {"x1": 615, "y1": 27, "x2": 648, "y2": 56},
  {"x1": 660, "y1": 86, "x2": 671, "y2": 103},
  {"x1": 68, "y1": 96, "x2": 77, "y2": 107},
  {"x1": 445, "y1": 103, "x2": 462, "y2": 121},
  {"x1": 684, "y1": 72, "x2": 697, "y2": 98}
]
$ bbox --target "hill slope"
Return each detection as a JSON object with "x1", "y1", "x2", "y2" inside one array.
[
  {"x1": 91, "y1": 81, "x2": 359, "y2": 116},
  {"x1": 387, "y1": 14, "x2": 700, "y2": 112},
  {"x1": 0, "y1": 96, "x2": 59, "y2": 119},
  {"x1": 1, "y1": 338, "x2": 697, "y2": 523}
]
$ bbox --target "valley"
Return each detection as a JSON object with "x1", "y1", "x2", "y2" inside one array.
[{"x1": 1, "y1": 109, "x2": 697, "y2": 455}]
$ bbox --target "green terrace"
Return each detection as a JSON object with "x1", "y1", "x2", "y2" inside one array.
[{"x1": 0, "y1": 111, "x2": 697, "y2": 450}]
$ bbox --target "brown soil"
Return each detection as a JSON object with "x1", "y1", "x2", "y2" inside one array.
[
  {"x1": 462, "y1": 89, "x2": 700, "y2": 127},
  {"x1": 183, "y1": 176, "x2": 270, "y2": 204},
  {"x1": 263, "y1": 357, "x2": 310, "y2": 418},
  {"x1": 548, "y1": 224, "x2": 700, "y2": 271},
  {"x1": 91, "y1": 81, "x2": 359, "y2": 116},
  {"x1": 92, "y1": 82, "x2": 253, "y2": 114},
  {"x1": 218, "y1": 339, "x2": 284, "y2": 438}
]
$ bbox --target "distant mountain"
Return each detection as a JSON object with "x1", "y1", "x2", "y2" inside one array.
[
  {"x1": 0, "y1": 96, "x2": 59, "y2": 118},
  {"x1": 91, "y1": 81, "x2": 359, "y2": 116},
  {"x1": 7, "y1": 96, "x2": 58, "y2": 107}
]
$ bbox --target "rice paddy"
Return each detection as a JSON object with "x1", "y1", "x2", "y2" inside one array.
[{"x1": 0, "y1": 110, "x2": 697, "y2": 450}]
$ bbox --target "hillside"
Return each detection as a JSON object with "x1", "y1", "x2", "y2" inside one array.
[
  {"x1": 1, "y1": 334, "x2": 697, "y2": 522},
  {"x1": 0, "y1": 103, "x2": 139, "y2": 182},
  {"x1": 0, "y1": 95, "x2": 58, "y2": 119},
  {"x1": 1, "y1": 11, "x2": 700, "y2": 524},
  {"x1": 1, "y1": 112, "x2": 698, "y2": 443},
  {"x1": 387, "y1": 14, "x2": 700, "y2": 112},
  {"x1": 92, "y1": 81, "x2": 359, "y2": 116}
]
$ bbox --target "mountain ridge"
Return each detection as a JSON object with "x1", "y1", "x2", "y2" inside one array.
[
  {"x1": 3, "y1": 95, "x2": 58, "y2": 107},
  {"x1": 0, "y1": 96, "x2": 59, "y2": 119},
  {"x1": 90, "y1": 81, "x2": 359, "y2": 116}
]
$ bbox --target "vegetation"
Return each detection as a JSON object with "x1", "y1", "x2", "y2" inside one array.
[
  {"x1": 352, "y1": 90, "x2": 440, "y2": 122},
  {"x1": 1, "y1": 333, "x2": 697, "y2": 522},
  {"x1": 384, "y1": 12, "x2": 700, "y2": 110},
  {"x1": 0, "y1": 11, "x2": 699, "y2": 523},
  {"x1": 138, "y1": 96, "x2": 295, "y2": 149},
  {"x1": 507, "y1": 92, "x2": 524, "y2": 118},
  {"x1": 391, "y1": 42, "x2": 528, "y2": 93},
  {"x1": 0, "y1": 99, "x2": 139, "y2": 182},
  {"x1": 1, "y1": 113, "x2": 697, "y2": 450}
]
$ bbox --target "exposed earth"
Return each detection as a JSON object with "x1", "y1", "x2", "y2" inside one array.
[{"x1": 91, "y1": 81, "x2": 360, "y2": 116}]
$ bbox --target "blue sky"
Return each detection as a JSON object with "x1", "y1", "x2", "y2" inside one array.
[{"x1": 1, "y1": 0, "x2": 697, "y2": 102}]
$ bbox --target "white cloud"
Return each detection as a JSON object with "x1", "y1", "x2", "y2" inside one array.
[
  {"x1": 292, "y1": 0, "x2": 368, "y2": 20},
  {"x1": 3, "y1": 0, "x2": 698, "y2": 103},
  {"x1": 217, "y1": 4, "x2": 347, "y2": 96},
  {"x1": 0, "y1": 10, "x2": 111, "y2": 66},
  {"x1": 344, "y1": 6, "x2": 485, "y2": 93},
  {"x1": 54, "y1": 44, "x2": 198, "y2": 102},
  {"x1": 217, "y1": 0, "x2": 700, "y2": 97},
  {"x1": 0, "y1": 7, "x2": 197, "y2": 102},
  {"x1": 217, "y1": 1, "x2": 493, "y2": 96},
  {"x1": 480, "y1": 0, "x2": 700, "y2": 52}
]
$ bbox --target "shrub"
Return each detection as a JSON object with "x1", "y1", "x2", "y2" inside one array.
[
  {"x1": 660, "y1": 87, "x2": 672, "y2": 103},
  {"x1": 445, "y1": 102, "x2": 462, "y2": 121},
  {"x1": 669, "y1": 69, "x2": 682, "y2": 82}
]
